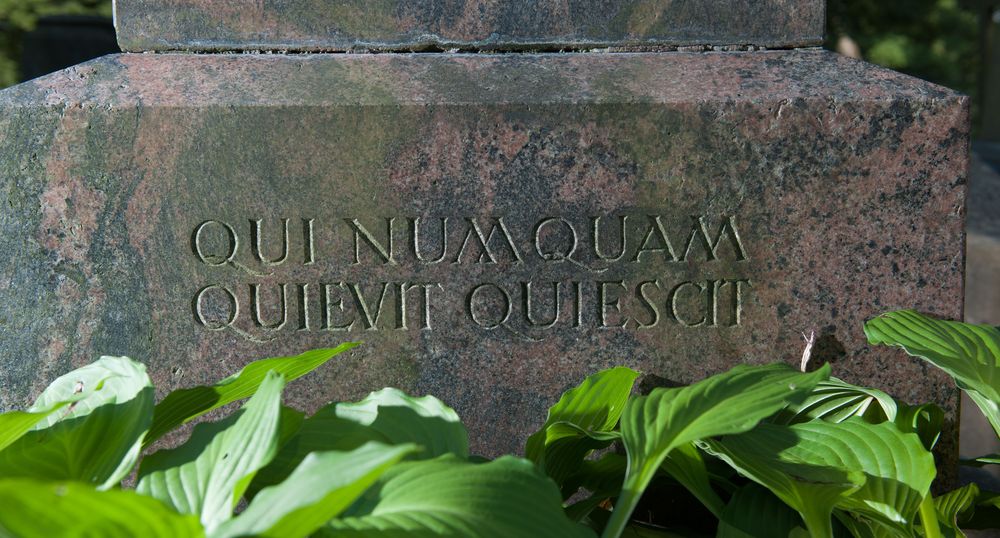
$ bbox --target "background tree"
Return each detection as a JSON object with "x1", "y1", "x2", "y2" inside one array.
[{"x1": 0, "y1": 0, "x2": 111, "y2": 88}]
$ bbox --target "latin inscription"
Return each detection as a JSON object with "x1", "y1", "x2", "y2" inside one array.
[{"x1": 190, "y1": 215, "x2": 752, "y2": 341}]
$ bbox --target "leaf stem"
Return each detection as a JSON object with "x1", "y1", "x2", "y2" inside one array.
[
  {"x1": 601, "y1": 487, "x2": 643, "y2": 538},
  {"x1": 919, "y1": 495, "x2": 943, "y2": 538},
  {"x1": 799, "y1": 506, "x2": 834, "y2": 538}
]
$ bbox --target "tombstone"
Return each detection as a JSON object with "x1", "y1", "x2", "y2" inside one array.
[{"x1": 0, "y1": 0, "x2": 968, "y2": 474}]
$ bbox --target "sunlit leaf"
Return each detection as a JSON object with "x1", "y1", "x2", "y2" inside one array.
[
  {"x1": 0, "y1": 356, "x2": 153, "y2": 489},
  {"x1": 778, "y1": 378, "x2": 897, "y2": 425},
  {"x1": 321, "y1": 456, "x2": 596, "y2": 538},
  {"x1": 251, "y1": 387, "x2": 466, "y2": 495},
  {"x1": 137, "y1": 371, "x2": 285, "y2": 533},
  {"x1": 706, "y1": 419, "x2": 935, "y2": 537},
  {"x1": 602, "y1": 364, "x2": 830, "y2": 538},
  {"x1": 865, "y1": 310, "x2": 1000, "y2": 437},
  {"x1": 146, "y1": 344, "x2": 357, "y2": 446},
  {"x1": 0, "y1": 479, "x2": 204, "y2": 538},
  {"x1": 525, "y1": 367, "x2": 640, "y2": 492},
  {"x1": 215, "y1": 442, "x2": 416, "y2": 538}
]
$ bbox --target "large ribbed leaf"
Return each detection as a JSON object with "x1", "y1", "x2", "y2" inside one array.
[
  {"x1": 778, "y1": 378, "x2": 897, "y2": 425},
  {"x1": 602, "y1": 364, "x2": 830, "y2": 538},
  {"x1": 0, "y1": 479, "x2": 204, "y2": 538},
  {"x1": 525, "y1": 367, "x2": 640, "y2": 492},
  {"x1": 0, "y1": 395, "x2": 89, "y2": 452},
  {"x1": 146, "y1": 344, "x2": 357, "y2": 446},
  {"x1": 137, "y1": 371, "x2": 285, "y2": 533},
  {"x1": 321, "y1": 456, "x2": 596, "y2": 538},
  {"x1": 865, "y1": 310, "x2": 1000, "y2": 437},
  {"x1": 660, "y1": 442, "x2": 726, "y2": 518},
  {"x1": 704, "y1": 426, "x2": 863, "y2": 537},
  {"x1": 215, "y1": 443, "x2": 416, "y2": 538},
  {"x1": 932, "y1": 483, "x2": 979, "y2": 538},
  {"x1": 706, "y1": 419, "x2": 935, "y2": 537},
  {"x1": 0, "y1": 356, "x2": 153, "y2": 489},
  {"x1": 717, "y1": 483, "x2": 806, "y2": 538},
  {"x1": 251, "y1": 388, "x2": 466, "y2": 495}
]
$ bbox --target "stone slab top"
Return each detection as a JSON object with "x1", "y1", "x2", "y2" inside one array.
[
  {"x1": 6, "y1": 50, "x2": 962, "y2": 109},
  {"x1": 113, "y1": 0, "x2": 826, "y2": 52}
]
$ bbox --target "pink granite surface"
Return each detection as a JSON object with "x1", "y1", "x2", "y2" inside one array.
[{"x1": 0, "y1": 50, "x2": 967, "y2": 476}]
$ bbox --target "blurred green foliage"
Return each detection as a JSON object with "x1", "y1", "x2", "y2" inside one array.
[
  {"x1": 827, "y1": 0, "x2": 983, "y2": 125},
  {"x1": 0, "y1": 0, "x2": 112, "y2": 88}
]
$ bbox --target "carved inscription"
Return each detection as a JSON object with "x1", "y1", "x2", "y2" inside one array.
[{"x1": 190, "y1": 214, "x2": 752, "y2": 341}]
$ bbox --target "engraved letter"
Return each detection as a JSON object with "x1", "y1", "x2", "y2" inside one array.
[
  {"x1": 192, "y1": 220, "x2": 238, "y2": 266},
  {"x1": 297, "y1": 283, "x2": 311, "y2": 331},
  {"x1": 193, "y1": 284, "x2": 239, "y2": 330},
  {"x1": 321, "y1": 283, "x2": 354, "y2": 331},
  {"x1": 636, "y1": 280, "x2": 661, "y2": 329},
  {"x1": 682, "y1": 216, "x2": 749, "y2": 262},
  {"x1": 349, "y1": 282, "x2": 391, "y2": 330},
  {"x1": 668, "y1": 281, "x2": 707, "y2": 327},
  {"x1": 249, "y1": 282, "x2": 289, "y2": 330},
  {"x1": 410, "y1": 217, "x2": 448, "y2": 264},
  {"x1": 398, "y1": 283, "x2": 439, "y2": 330},
  {"x1": 633, "y1": 216, "x2": 679, "y2": 263},
  {"x1": 302, "y1": 218, "x2": 316, "y2": 265},
  {"x1": 467, "y1": 283, "x2": 512, "y2": 329},
  {"x1": 345, "y1": 218, "x2": 396, "y2": 265},
  {"x1": 533, "y1": 218, "x2": 578, "y2": 263},
  {"x1": 453, "y1": 218, "x2": 524, "y2": 264},
  {"x1": 591, "y1": 215, "x2": 628, "y2": 262},
  {"x1": 250, "y1": 218, "x2": 290, "y2": 266},
  {"x1": 728, "y1": 279, "x2": 752, "y2": 326},
  {"x1": 522, "y1": 281, "x2": 560, "y2": 328},
  {"x1": 598, "y1": 281, "x2": 628, "y2": 329}
]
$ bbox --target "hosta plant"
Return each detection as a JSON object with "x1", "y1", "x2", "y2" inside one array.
[{"x1": 0, "y1": 309, "x2": 997, "y2": 537}]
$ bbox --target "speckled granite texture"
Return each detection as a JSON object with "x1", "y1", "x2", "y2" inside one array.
[
  {"x1": 0, "y1": 51, "x2": 967, "y2": 473},
  {"x1": 113, "y1": 0, "x2": 826, "y2": 52}
]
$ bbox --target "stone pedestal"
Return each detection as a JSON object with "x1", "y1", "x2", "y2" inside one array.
[{"x1": 0, "y1": 1, "x2": 968, "y2": 471}]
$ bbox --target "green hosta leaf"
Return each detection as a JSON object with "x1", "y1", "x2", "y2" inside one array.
[
  {"x1": 704, "y1": 432, "x2": 863, "y2": 537},
  {"x1": 660, "y1": 442, "x2": 726, "y2": 518},
  {"x1": 334, "y1": 388, "x2": 468, "y2": 457},
  {"x1": 147, "y1": 344, "x2": 357, "y2": 446},
  {"x1": 833, "y1": 514, "x2": 899, "y2": 538},
  {"x1": 0, "y1": 397, "x2": 85, "y2": 452},
  {"x1": 895, "y1": 403, "x2": 943, "y2": 451},
  {"x1": 0, "y1": 356, "x2": 153, "y2": 489},
  {"x1": 525, "y1": 367, "x2": 640, "y2": 491},
  {"x1": 717, "y1": 483, "x2": 806, "y2": 538},
  {"x1": 251, "y1": 387, "x2": 466, "y2": 495},
  {"x1": 215, "y1": 442, "x2": 417, "y2": 538},
  {"x1": 963, "y1": 454, "x2": 1000, "y2": 467},
  {"x1": 321, "y1": 456, "x2": 596, "y2": 538},
  {"x1": 565, "y1": 453, "x2": 628, "y2": 522},
  {"x1": 706, "y1": 419, "x2": 935, "y2": 537},
  {"x1": 138, "y1": 371, "x2": 285, "y2": 533},
  {"x1": 603, "y1": 363, "x2": 830, "y2": 538},
  {"x1": 931, "y1": 483, "x2": 979, "y2": 538},
  {"x1": 0, "y1": 479, "x2": 204, "y2": 538},
  {"x1": 865, "y1": 310, "x2": 1000, "y2": 437},
  {"x1": 779, "y1": 378, "x2": 897, "y2": 425},
  {"x1": 964, "y1": 492, "x2": 1000, "y2": 530}
]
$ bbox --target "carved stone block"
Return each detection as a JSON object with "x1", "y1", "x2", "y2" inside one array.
[{"x1": 0, "y1": 51, "x2": 967, "y2": 466}]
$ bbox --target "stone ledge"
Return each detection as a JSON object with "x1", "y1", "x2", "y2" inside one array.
[
  {"x1": 113, "y1": 0, "x2": 826, "y2": 52},
  {"x1": 3, "y1": 50, "x2": 964, "y2": 108}
]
